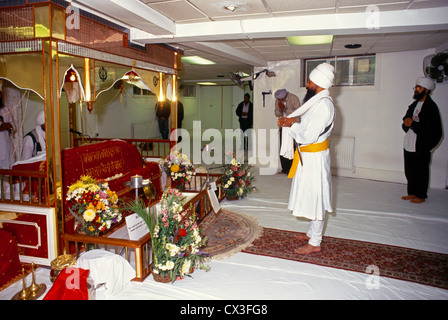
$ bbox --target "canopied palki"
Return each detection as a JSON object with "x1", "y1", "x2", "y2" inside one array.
[{"x1": 0, "y1": 1, "x2": 227, "y2": 299}]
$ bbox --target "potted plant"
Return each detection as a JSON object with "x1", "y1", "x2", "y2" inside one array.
[
  {"x1": 222, "y1": 153, "x2": 255, "y2": 200},
  {"x1": 159, "y1": 151, "x2": 195, "y2": 191},
  {"x1": 123, "y1": 188, "x2": 210, "y2": 283}
]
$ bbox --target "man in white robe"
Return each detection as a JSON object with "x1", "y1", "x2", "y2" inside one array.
[
  {"x1": 0, "y1": 91, "x2": 15, "y2": 169},
  {"x1": 278, "y1": 62, "x2": 335, "y2": 254},
  {"x1": 22, "y1": 110, "x2": 46, "y2": 161}
]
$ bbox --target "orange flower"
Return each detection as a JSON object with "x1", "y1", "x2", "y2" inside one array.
[{"x1": 96, "y1": 201, "x2": 105, "y2": 211}]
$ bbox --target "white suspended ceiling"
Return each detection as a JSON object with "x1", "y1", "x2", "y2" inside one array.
[{"x1": 71, "y1": 0, "x2": 448, "y2": 82}]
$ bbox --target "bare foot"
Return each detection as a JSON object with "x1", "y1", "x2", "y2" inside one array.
[
  {"x1": 294, "y1": 233, "x2": 310, "y2": 241},
  {"x1": 294, "y1": 244, "x2": 321, "y2": 254},
  {"x1": 401, "y1": 195, "x2": 416, "y2": 200},
  {"x1": 410, "y1": 197, "x2": 425, "y2": 203}
]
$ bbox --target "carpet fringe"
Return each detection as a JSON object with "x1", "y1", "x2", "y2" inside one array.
[{"x1": 210, "y1": 209, "x2": 263, "y2": 261}]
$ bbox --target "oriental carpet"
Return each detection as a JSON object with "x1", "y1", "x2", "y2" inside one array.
[
  {"x1": 200, "y1": 210, "x2": 263, "y2": 260},
  {"x1": 242, "y1": 227, "x2": 448, "y2": 290}
]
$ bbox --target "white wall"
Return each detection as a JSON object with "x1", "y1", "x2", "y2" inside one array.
[
  {"x1": 253, "y1": 50, "x2": 448, "y2": 189},
  {"x1": 82, "y1": 82, "x2": 247, "y2": 143},
  {"x1": 72, "y1": 49, "x2": 447, "y2": 189}
]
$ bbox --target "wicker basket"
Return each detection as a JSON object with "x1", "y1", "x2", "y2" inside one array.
[{"x1": 150, "y1": 264, "x2": 172, "y2": 283}]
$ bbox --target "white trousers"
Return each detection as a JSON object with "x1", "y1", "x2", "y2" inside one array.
[{"x1": 306, "y1": 215, "x2": 325, "y2": 247}]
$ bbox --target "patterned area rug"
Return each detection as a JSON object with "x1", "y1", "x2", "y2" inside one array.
[
  {"x1": 242, "y1": 228, "x2": 448, "y2": 290},
  {"x1": 200, "y1": 210, "x2": 263, "y2": 260}
]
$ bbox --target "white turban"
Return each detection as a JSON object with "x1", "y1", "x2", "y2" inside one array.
[
  {"x1": 309, "y1": 63, "x2": 335, "y2": 89},
  {"x1": 35, "y1": 110, "x2": 45, "y2": 126},
  {"x1": 416, "y1": 77, "x2": 435, "y2": 91}
]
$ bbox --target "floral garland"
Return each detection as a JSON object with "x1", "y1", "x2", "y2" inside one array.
[
  {"x1": 66, "y1": 176, "x2": 122, "y2": 236},
  {"x1": 222, "y1": 153, "x2": 255, "y2": 199}
]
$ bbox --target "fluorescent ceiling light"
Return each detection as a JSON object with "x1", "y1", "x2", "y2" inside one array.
[
  {"x1": 181, "y1": 56, "x2": 216, "y2": 65},
  {"x1": 287, "y1": 35, "x2": 333, "y2": 45},
  {"x1": 197, "y1": 82, "x2": 218, "y2": 85}
]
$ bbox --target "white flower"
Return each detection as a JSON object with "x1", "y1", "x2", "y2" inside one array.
[
  {"x1": 153, "y1": 225, "x2": 160, "y2": 238},
  {"x1": 181, "y1": 260, "x2": 192, "y2": 276},
  {"x1": 83, "y1": 209, "x2": 96, "y2": 222},
  {"x1": 166, "y1": 243, "x2": 180, "y2": 257}
]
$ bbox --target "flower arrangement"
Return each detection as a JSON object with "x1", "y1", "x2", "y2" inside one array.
[
  {"x1": 222, "y1": 153, "x2": 255, "y2": 200},
  {"x1": 66, "y1": 175, "x2": 122, "y2": 236},
  {"x1": 159, "y1": 151, "x2": 195, "y2": 190},
  {"x1": 124, "y1": 188, "x2": 209, "y2": 282}
]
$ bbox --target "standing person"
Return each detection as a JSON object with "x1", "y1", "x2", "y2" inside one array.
[
  {"x1": 177, "y1": 100, "x2": 184, "y2": 142},
  {"x1": 401, "y1": 77, "x2": 442, "y2": 204},
  {"x1": 22, "y1": 110, "x2": 46, "y2": 161},
  {"x1": 236, "y1": 93, "x2": 253, "y2": 150},
  {"x1": 278, "y1": 62, "x2": 335, "y2": 254},
  {"x1": 0, "y1": 91, "x2": 15, "y2": 169},
  {"x1": 155, "y1": 100, "x2": 171, "y2": 140},
  {"x1": 274, "y1": 89, "x2": 301, "y2": 174}
]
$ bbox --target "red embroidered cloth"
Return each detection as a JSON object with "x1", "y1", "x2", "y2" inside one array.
[
  {"x1": 0, "y1": 231, "x2": 22, "y2": 290},
  {"x1": 61, "y1": 140, "x2": 162, "y2": 234},
  {"x1": 0, "y1": 213, "x2": 49, "y2": 260}
]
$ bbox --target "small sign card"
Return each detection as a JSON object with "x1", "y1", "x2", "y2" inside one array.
[
  {"x1": 126, "y1": 213, "x2": 149, "y2": 240},
  {"x1": 207, "y1": 182, "x2": 221, "y2": 215}
]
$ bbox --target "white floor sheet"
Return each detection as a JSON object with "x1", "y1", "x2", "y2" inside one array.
[{"x1": 1, "y1": 174, "x2": 447, "y2": 300}]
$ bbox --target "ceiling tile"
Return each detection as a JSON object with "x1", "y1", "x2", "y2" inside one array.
[
  {"x1": 147, "y1": 0, "x2": 208, "y2": 22},
  {"x1": 408, "y1": 0, "x2": 448, "y2": 10},
  {"x1": 265, "y1": 0, "x2": 337, "y2": 12},
  {"x1": 188, "y1": 0, "x2": 268, "y2": 18},
  {"x1": 338, "y1": 0, "x2": 410, "y2": 5},
  {"x1": 290, "y1": 44, "x2": 333, "y2": 51},
  {"x1": 242, "y1": 38, "x2": 290, "y2": 47}
]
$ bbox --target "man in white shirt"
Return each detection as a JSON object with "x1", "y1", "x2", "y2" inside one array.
[
  {"x1": 236, "y1": 93, "x2": 253, "y2": 150},
  {"x1": 22, "y1": 110, "x2": 46, "y2": 161},
  {"x1": 401, "y1": 77, "x2": 442, "y2": 203},
  {"x1": 236, "y1": 93, "x2": 253, "y2": 131},
  {"x1": 0, "y1": 91, "x2": 15, "y2": 169}
]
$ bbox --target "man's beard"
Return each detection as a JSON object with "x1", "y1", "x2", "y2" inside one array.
[
  {"x1": 303, "y1": 87, "x2": 317, "y2": 103},
  {"x1": 413, "y1": 90, "x2": 426, "y2": 101}
]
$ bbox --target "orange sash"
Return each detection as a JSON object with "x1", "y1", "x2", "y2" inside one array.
[{"x1": 287, "y1": 139, "x2": 329, "y2": 178}]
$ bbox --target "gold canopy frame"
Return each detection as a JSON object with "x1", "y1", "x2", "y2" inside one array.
[{"x1": 0, "y1": 1, "x2": 182, "y2": 255}]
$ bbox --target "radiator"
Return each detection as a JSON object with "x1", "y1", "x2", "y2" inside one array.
[{"x1": 329, "y1": 135, "x2": 355, "y2": 169}]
